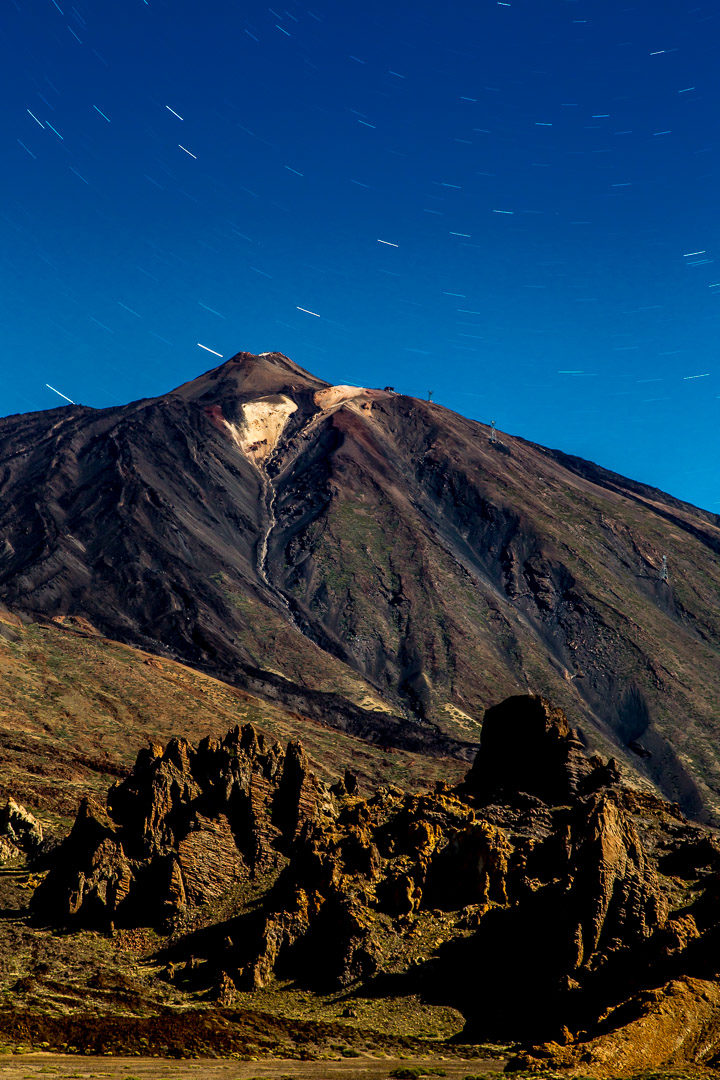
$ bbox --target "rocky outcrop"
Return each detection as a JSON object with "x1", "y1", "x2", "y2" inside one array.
[
  {"x1": 565, "y1": 790, "x2": 666, "y2": 969},
  {"x1": 32, "y1": 693, "x2": 720, "y2": 1071},
  {"x1": 156, "y1": 697, "x2": 655, "y2": 1016},
  {"x1": 516, "y1": 976, "x2": 720, "y2": 1074},
  {"x1": 32, "y1": 725, "x2": 331, "y2": 925},
  {"x1": 463, "y1": 693, "x2": 619, "y2": 804},
  {"x1": 236, "y1": 787, "x2": 512, "y2": 990},
  {"x1": 0, "y1": 797, "x2": 43, "y2": 862}
]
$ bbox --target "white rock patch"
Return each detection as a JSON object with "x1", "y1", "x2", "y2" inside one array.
[
  {"x1": 314, "y1": 385, "x2": 372, "y2": 410},
  {"x1": 225, "y1": 395, "x2": 298, "y2": 463}
]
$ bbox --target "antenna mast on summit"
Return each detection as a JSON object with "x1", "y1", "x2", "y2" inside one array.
[
  {"x1": 489, "y1": 419, "x2": 497, "y2": 444},
  {"x1": 659, "y1": 554, "x2": 669, "y2": 583}
]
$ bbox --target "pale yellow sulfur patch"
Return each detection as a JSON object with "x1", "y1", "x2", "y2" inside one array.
[{"x1": 224, "y1": 395, "x2": 298, "y2": 463}]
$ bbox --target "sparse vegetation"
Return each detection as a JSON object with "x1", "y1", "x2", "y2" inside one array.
[{"x1": 0, "y1": 617, "x2": 463, "y2": 818}]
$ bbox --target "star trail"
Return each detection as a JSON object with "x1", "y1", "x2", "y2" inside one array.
[{"x1": 3, "y1": 0, "x2": 720, "y2": 507}]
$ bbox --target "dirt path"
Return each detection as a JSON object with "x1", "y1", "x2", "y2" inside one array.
[{"x1": 0, "y1": 1054, "x2": 505, "y2": 1079}]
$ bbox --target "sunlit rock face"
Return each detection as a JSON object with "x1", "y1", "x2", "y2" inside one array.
[
  {"x1": 223, "y1": 394, "x2": 298, "y2": 463},
  {"x1": 34, "y1": 692, "x2": 720, "y2": 1073},
  {"x1": 32, "y1": 723, "x2": 330, "y2": 925}
]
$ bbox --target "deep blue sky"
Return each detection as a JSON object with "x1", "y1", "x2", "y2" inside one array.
[{"x1": 4, "y1": 0, "x2": 720, "y2": 508}]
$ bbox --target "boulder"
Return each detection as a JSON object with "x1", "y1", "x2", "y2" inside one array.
[{"x1": 464, "y1": 694, "x2": 619, "y2": 804}]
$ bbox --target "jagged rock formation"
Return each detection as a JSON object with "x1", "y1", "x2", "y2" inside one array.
[
  {"x1": 33, "y1": 693, "x2": 720, "y2": 1069},
  {"x1": 230, "y1": 697, "x2": 665, "y2": 1025},
  {"x1": 239, "y1": 785, "x2": 513, "y2": 991},
  {"x1": 462, "y1": 693, "x2": 620, "y2": 803},
  {"x1": 0, "y1": 797, "x2": 43, "y2": 862},
  {"x1": 4, "y1": 351, "x2": 720, "y2": 819},
  {"x1": 515, "y1": 976, "x2": 720, "y2": 1074},
  {"x1": 33, "y1": 725, "x2": 331, "y2": 924}
]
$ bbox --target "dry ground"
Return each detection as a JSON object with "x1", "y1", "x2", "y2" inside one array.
[
  {"x1": 0, "y1": 1054, "x2": 503, "y2": 1080},
  {"x1": 0, "y1": 1056, "x2": 715, "y2": 1080}
]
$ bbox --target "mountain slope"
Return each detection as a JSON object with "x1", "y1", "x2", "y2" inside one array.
[
  {"x1": 2, "y1": 350, "x2": 720, "y2": 819},
  {"x1": 0, "y1": 609, "x2": 463, "y2": 819}
]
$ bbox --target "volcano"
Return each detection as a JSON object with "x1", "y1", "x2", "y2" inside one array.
[{"x1": 3, "y1": 350, "x2": 720, "y2": 819}]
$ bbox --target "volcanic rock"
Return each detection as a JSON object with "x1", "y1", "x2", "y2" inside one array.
[
  {"x1": 32, "y1": 692, "x2": 720, "y2": 1072},
  {"x1": 516, "y1": 976, "x2": 720, "y2": 1073},
  {"x1": 0, "y1": 797, "x2": 43, "y2": 861},
  {"x1": 32, "y1": 724, "x2": 331, "y2": 925},
  {"x1": 463, "y1": 693, "x2": 620, "y2": 804}
]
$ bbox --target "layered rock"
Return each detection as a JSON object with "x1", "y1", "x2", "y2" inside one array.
[
  {"x1": 32, "y1": 725, "x2": 330, "y2": 925},
  {"x1": 463, "y1": 693, "x2": 619, "y2": 803},
  {"x1": 566, "y1": 790, "x2": 666, "y2": 969},
  {"x1": 0, "y1": 797, "x2": 43, "y2": 862}
]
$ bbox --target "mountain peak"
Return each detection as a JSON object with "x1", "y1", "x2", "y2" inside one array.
[
  {"x1": 170, "y1": 350, "x2": 329, "y2": 403},
  {"x1": 4, "y1": 346, "x2": 720, "y2": 826}
]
